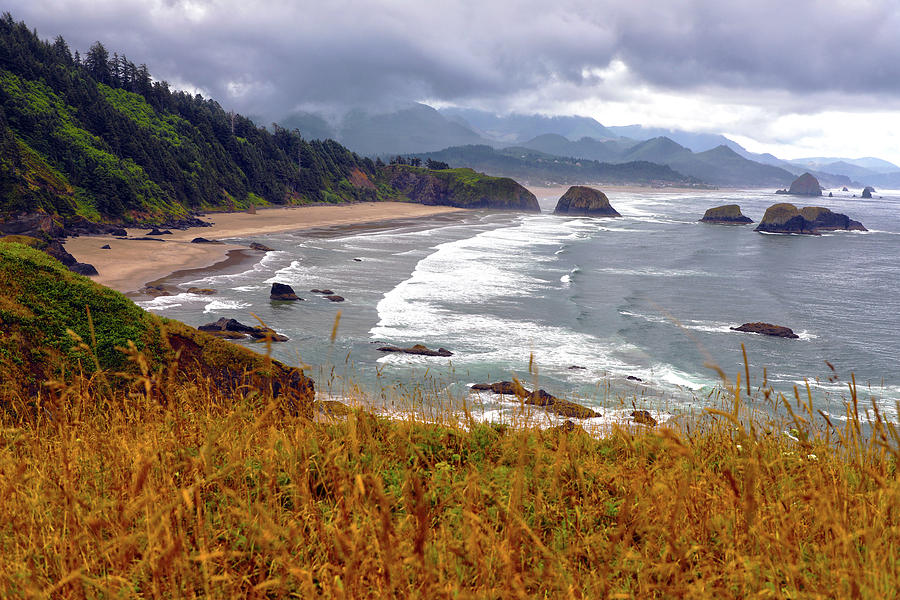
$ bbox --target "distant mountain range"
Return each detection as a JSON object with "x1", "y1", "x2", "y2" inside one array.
[{"x1": 278, "y1": 103, "x2": 900, "y2": 190}]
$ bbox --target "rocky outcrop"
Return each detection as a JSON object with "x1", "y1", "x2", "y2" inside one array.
[
  {"x1": 699, "y1": 204, "x2": 753, "y2": 224},
  {"x1": 311, "y1": 289, "x2": 335, "y2": 295},
  {"x1": 730, "y1": 322, "x2": 799, "y2": 339},
  {"x1": 470, "y1": 380, "x2": 600, "y2": 419},
  {"x1": 775, "y1": 173, "x2": 822, "y2": 196},
  {"x1": 377, "y1": 344, "x2": 453, "y2": 357},
  {"x1": 198, "y1": 317, "x2": 289, "y2": 342},
  {"x1": 631, "y1": 410, "x2": 658, "y2": 426},
  {"x1": 382, "y1": 165, "x2": 540, "y2": 211},
  {"x1": 0, "y1": 234, "x2": 97, "y2": 276},
  {"x1": 862, "y1": 186, "x2": 875, "y2": 199},
  {"x1": 186, "y1": 287, "x2": 216, "y2": 295},
  {"x1": 553, "y1": 186, "x2": 620, "y2": 217},
  {"x1": 249, "y1": 242, "x2": 274, "y2": 251},
  {"x1": 324, "y1": 295, "x2": 345, "y2": 302},
  {"x1": 755, "y1": 203, "x2": 866, "y2": 234},
  {"x1": 270, "y1": 282, "x2": 300, "y2": 301}
]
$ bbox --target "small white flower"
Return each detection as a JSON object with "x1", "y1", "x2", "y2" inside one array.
[
  {"x1": 807, "y1": 454, "x2": 818, "y2": 461},
  {"x1": 735, "y1": 444, "x2": 743, "y2": 452}
]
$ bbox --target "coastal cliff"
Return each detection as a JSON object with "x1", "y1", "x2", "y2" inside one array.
[
  {"x1": 380, "y1": 164, "x2": 540, "y2": 211},
  {"x1": 553, "y1": 186, "x2": 620, "y2": 216}
]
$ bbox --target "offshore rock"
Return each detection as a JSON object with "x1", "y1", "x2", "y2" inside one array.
[
  {"x1": 249, "y1": 242, "x2": 274, "y2": 251},
  {"x1": 755, "y1": 203, "x2": 866, "y2": 234},
  {"x1": 377, "y1": 344, "x2": 453, "y2": 357},
  {"x1": 470, "y1": 381, "x2": 600, "y2": 419},
  {"x1": 700, "y1": 204, "x2": 753, "y2": 224},
  {"x1": 862, "y1": 186, "x2": 875, "y2": 199},
  {"x1": 730, "y1": 322, "x2": 799, "y2": 339},
  {"x1": 198, "y1": 317, "x2": 288, "y2": 342},
  {"x1": 270, "y1": 282, "x2": 300, "y2": 301},
  {"x1": 775, "y1": 172, "x2": 822, "y2": 196},
  {"x1": 553, "y1": 186, "x2": 621, "y2": 217},
  {"x1": 631, "y1": 410, "x2": 658, "y2": 426}
]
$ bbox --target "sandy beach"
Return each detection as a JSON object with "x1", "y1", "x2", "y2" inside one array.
[{"x1": 65, "y1": 202, "x2": 463, "y2": 294}]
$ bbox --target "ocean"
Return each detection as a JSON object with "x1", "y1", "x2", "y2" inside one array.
[{"x1": 139, "y1": 187, "x2": 900, "y2": 426}]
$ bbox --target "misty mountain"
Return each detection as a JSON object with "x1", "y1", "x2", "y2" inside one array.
[
  {"x1": 606, "y1": 125, "x2": 741, "y2": 154},
  {"x1": 439, "y1": 108, "x2": 617, "y2": 144},
  {"x1": 516, "y1": 134, "x2": 794, "y2": 187},
  {"x1": 417, "y1": 145, "x2": 701, "y2": 187},
  {"x1": 789, "y1": 156, "x2": 900, "y2": 174},
  {"x1": 517, "y1": 134, "x2": 636, "y2": 162},
  {"x1": 279, "y1": 103, "x2": 489, "y2": 156}
]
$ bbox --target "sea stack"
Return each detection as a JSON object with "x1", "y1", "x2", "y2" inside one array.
[
  {"x1": 270, "y1": 282, "x2": 301, "y2": 301},
  {"x1": 699, "y1": 204, "x2": 753, "y2": 224},
  {"x1": 775, "y1": 173, "x2": 822, "y2": 197},
  {"x1": 862, "y1": 186, "x2": 875, "y2": 199},
  {"x1": 553, "y1": 186, "x2": 620, "y2": 217},
  {"x1": 755, "y1": 203, "x2": 866, "y2": 234}
]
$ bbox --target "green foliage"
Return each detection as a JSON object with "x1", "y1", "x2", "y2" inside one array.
[{"x1": 0, "y1": 14, "x2": 381, "y2": 224}]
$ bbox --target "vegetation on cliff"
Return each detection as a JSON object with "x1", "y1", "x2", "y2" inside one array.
[
  {"x1": 0, "y1": 13, "x2": 379, "y2": 225},
  {"x1": 0, "y1": 242, "x2": 313, "y2": 409},
  {"x1": 380, "y1": 164, "x2": 540, "y2": 211}
]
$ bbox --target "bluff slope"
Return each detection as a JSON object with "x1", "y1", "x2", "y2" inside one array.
[{"x1": 0, "y1": 242, "x2": 314, "y2": 412}]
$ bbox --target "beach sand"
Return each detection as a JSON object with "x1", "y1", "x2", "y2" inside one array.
[{"x1": 65, "y1": 202, "x2": 463, "y2": 294}]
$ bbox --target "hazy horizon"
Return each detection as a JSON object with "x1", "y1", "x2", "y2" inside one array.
[{"x1": 8, "y1": 1, "x2": 900, "y2": 165}]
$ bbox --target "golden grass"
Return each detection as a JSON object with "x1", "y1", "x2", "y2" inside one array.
[{"x1": 1, "y1": 355, "x2": 898, "y2": 598}]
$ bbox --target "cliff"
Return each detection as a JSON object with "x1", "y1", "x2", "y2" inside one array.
[
  {"x1": 553, "y1": 186, "x2": 620, "y2": 216},
  {"x1": 0, "y1": 242, "x2": 314, "y2": 413},
  {"x1": 699, "y1": 204, "x2": 753, "y2": 224},
  {"x1": 755, "y1": 203, "x2": 866, "y2": 234},
  {"x1": 380, "y1": 165, "x2": 540, "y2": 211}
]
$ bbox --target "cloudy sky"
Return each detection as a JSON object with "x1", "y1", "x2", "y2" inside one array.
[{"x1": 10, "y1": 0, "x2": 900, "y2": 164}]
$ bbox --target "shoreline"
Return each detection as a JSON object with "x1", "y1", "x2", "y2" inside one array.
[{"x1": 65, "y1": 202, "x2": 464, "y2": 295}]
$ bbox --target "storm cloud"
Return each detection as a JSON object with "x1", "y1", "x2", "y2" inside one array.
[{"x1": 7, "y1": 1, "x2": 900, "y2": 160}]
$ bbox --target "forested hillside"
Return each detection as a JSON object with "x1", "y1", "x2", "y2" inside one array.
[{"x1": 0, "y1": 13, "x2": 379, "y2": 225}]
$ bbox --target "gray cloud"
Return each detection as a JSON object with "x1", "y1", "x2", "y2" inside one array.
[{"x1": 8, "y1": 0, "x2": 900, "y2": 122}]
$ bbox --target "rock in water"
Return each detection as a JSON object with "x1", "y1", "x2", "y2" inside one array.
[
  {"x1": 730, "y1": 322, "x2": 799, "y2": 339},
  {"x1": 469, "y1": 381, "x2": 600, "y2": 419},
  {"x1": 553, "y1": 186, "x2": 621, "y2": 216},
  {"x1": 775, "y1": 172, "x2": 822, "y2": 196},
  {"x1": 377, "y1": 344, "x2": 453, "y2": 357},
  {"x1": 862, "y1": 186, "x2": 875, "y2": 199},
  {"x1": 249, "y1": 241, "x2": 274, "y2": 251},
  {"x1": 755, "y1": 203, "x2": 866, "y2": 234},
  {"x1": 270, "y1": 282, "x2": 300, "y2": 301},
  {"x1": 631, "y1": 410, "x2": 658, "y2": 426},
  {"x1": 699, "y1": 204, "x2": 753, "y2": 224}
]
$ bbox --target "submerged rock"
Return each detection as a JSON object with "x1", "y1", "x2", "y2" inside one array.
[
  {"x1": 311, "y1": 289, "x2": 335, "y2": 295},
  {"x1": 470, "y1": 381, "x2": 600, "y2": 419},
  {"x1": 553, "y1": 186, "x2": 621, "y2": 217},
  {"x1": 249, "y1": 242, "x2": 274, "y2": 251},
  {"x1": 775, "y1": 172, "x2": 822, "y2": 196},
  {"x1": 377, "y1": 344, "x2": 453, "y2": 357},
  {"x1": 270, "y1": 282, "x2": 300, "y2": 301},
  {"x1": 700, "y1": 204, "x2": 753, "y2": 224},
  {"x1": 324, "y1": 295, "x2": 345, "y2": 302},
  {"x1": 140, "y1": 284, "x2": 170, "y2": 297},
  {"x1": 186, "y1": 287, "x2": 217, "y2": 295},
  {"x1": 730, "y1": 322, "x2": 799, "y2": 339},
  {"x1": 755, "y1": 203, "x2": 866, "y2": 234}
]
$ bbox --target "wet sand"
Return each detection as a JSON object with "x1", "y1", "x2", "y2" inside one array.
[{"x1": 65, "y1": 202, "x2": 463, "y2": 294}]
